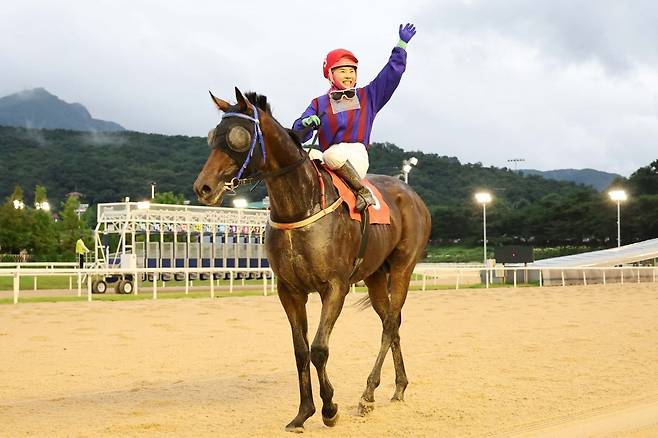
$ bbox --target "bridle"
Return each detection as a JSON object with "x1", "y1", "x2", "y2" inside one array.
[{"x1": 220, "y1": 105, "x2": 307, "y2": 192}]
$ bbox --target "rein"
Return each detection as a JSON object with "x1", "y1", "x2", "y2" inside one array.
[{"x1": 223, "y1": 155, "x2": 307, "y2": 192}]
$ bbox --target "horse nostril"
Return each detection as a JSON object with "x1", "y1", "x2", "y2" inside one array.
[{"x1": 200, "y1": 185, "x2": 212, "y2": 196}]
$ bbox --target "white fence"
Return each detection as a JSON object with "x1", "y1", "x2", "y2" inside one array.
[
  {"x1": 414, "y1": 265, "x2": 658, "y2": 290},
  {"x1": 1, "y1": 264, "x2": 657, "y2": 305},
  {"x1": 0, "y1": 266, "x2": 275, "y2": 304}
]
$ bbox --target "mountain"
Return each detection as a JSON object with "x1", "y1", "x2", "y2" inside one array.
[
  {"x1": 0, "y1": 88, "x2": 125, "y2": 132},
  {"x1": 518, "y1": 168, "x2": 621, "y2": 192},
  {"x1": 2, "y1": 125, "x2": 657, "y2": 245},
  {"x1": 0, "y1": 125, "x2": 594, "y2": 209}
]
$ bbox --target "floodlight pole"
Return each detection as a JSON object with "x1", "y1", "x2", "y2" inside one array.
[
  {"x1": 482, "y1": 203, "x2": 488, "y2": 287},
  {"x1": 617, "y1": 199, "x2": 621, "y2": 248},
  {"x1": 480, "y1": 206, "x2": 488, "y2": 285},
  {"x1": 475, "y1": 192, "x2": 492, "y2": 288}
]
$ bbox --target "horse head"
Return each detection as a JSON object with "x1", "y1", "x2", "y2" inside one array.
[{"x1": 194, "y1": 87, "x2": 270, "y2": 206}]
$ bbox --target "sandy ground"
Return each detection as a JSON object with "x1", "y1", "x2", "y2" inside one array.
[{"x1": 1, "y1": 283, "x2": 658, "y2": 437}]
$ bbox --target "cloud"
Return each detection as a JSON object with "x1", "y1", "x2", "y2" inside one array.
[
  {"x1": 1, "y1": 0, "x2": 657, "y2": 176},
  {"x1": 418, "y1": 0, "x2": 658, "y2": 74},
  {"x1": 81, "y1": 132, "x2": 127, "y2": 147}
]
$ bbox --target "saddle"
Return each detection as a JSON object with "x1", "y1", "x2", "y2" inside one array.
[{"x1": 325, "y1": 167, "x2": 391, "y2": 225}]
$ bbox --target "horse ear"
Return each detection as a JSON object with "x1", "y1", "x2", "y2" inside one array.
[
  {"x1": 209, "y1": 91, "x2": 230, "y2": 112},
  {"x1": 234, "y1": 87, "x2": 250, "y2": 110}
]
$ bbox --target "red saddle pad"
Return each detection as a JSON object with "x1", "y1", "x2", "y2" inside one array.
[{"x1": 327, "y1": 169, "x2": 391, "y2": 225}]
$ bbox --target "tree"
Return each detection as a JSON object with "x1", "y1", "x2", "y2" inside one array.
[
  {"x1": 34, "y1": 185, "x2": 47, "y2": 204},
  {"x1": 628, "y1": 159, "x2": 658, "y2": 196},
  {"x1": 10, "y1": 185, "x2": 23, "y2": 198},
  {"x1": 153, "y1": 191, "x2": 186, "y2": 205},
  {"x1": 34, "y1": 184, "x2": 50, "y2": 211},
  {"x1": 8, "y1": 185, "x2": 25, "y2": 209},
  {"x1": 31, "y1": 208, "x2": 58, "y2": 259},
  {"x1": 0, "y1": 199, "x2": 32, "y2": 254},
  {"x1": 57, "y1": 195, "x2": 87, "y2": 260},
  {"x1": 431, "y1": 204, "x2": 476, "y2": 243}
]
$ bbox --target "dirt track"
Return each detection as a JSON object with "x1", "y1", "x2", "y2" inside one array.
[{"x1": 1, "y1": 284, "x2": 658, "y2": 437}]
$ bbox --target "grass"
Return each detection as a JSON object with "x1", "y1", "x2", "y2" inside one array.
[
  {"x1": 424, "y1": 244, "x2": 610, "y2": 263},
  {"x1": 424, "y1": 245, "x2": 484, "y2": 263},
  {"x1": 0, "y1": 275, "x2": 74, "y2": 291}
]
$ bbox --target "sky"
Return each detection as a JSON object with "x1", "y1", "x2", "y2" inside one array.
[{"x1": 2, "y1": 0, "x2": 658, "y2": 177}]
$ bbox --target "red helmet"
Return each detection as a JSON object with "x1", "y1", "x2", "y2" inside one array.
[{"x1": 323, "y1": 48, "x2": 358, "y2": 79}]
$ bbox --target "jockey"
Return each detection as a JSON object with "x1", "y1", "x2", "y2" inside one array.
[{"x1": 292, "y1": 23, "x2": 416, "y2": 211}]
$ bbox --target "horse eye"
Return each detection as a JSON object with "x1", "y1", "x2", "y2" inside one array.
[{"x1": 226, "y1": 126, "x2": 251, "y2": 152}]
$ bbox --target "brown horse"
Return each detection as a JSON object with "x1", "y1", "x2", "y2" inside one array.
[{"x1": 194, "y1": 88, "x2": 431, "y2": 432}]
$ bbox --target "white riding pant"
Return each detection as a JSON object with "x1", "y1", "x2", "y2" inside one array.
[{"x1": 306, "y1": 142, "x2": 369, "y2": 179}]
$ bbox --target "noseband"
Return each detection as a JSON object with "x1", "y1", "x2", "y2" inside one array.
[{"x1": 221, "y1": 106, "x2": 307, "y2": 192}]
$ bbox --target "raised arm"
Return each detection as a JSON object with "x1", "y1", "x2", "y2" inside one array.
[{"x1": 367, "y1": 23, "x2": 416, "y2": 112}]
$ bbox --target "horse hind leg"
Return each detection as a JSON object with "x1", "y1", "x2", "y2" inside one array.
[
  {"x1": 358, "y1": 269, "x2": 391, "y2": 416},
  {"x1": 387, "y1": 264, "x2": 414, "y2": 402},
  {"x1": 389, "y1": 312, "x2": 408, "y2": 401}
]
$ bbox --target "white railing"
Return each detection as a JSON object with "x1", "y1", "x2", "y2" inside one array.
[
  {"x1": 414, "y1": 265, "x2": 658, "y2": 290},
  {"x1": 0, "y1": 267, "x2": 275, "y2": 304},
  {"x1": 1, "y1": 264, "x2": 656, "y2": 305}
]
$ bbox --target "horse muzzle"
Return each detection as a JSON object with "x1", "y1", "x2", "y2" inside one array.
[{"x1": 193, "y1": 175, "x2": 230, "y2": 206}]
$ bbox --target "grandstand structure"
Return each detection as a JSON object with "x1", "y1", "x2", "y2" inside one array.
[
  {"x1": 529, "y1": 238, "x2": 658, "y2": 285},
  {"x1": 530, "y1": 238, "x2": 658, "y2": 268},
  {"x1": 94, "y1": 201, "x2": 270, "y2": 285}
]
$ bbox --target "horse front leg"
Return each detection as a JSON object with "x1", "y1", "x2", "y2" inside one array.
[
  {"x1": 310, "y1": 284, "x2": 348, "y2": 427},
  {"x1": 278, "y1": 285, "x2": 315, "y2": 432}
]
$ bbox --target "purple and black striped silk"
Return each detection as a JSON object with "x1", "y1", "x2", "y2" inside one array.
[{"x1": 293, "y1": 46, "x2": 407, "y2": 151}]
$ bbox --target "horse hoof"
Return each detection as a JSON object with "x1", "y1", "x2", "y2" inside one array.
[
  {"x1": 391, "y1": 395, "x2": 404, "y2": 402},
  {"x1": 284, "y1": 424, "x2": 305, "y2": 433},
  {"x1": 357, "y1": 398, "x2": 375, "y2": 416},
  {"x1": 322, "y1": 409, "x2": 339, "y2": 427}
]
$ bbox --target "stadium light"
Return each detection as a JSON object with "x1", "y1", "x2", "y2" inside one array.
[
  {"x1": 475, "y1": 192, "x2": 492, "y2": 288},
  {"x1": 35, "y1": 201, "x2": 51, "y2": 211},
  {"x1": 608, "y1": 189, "x2": 628, "y2": 248},
  {"x1": 233, "y1": 198, "x2": 248, "y2": 209},
  {"x1": 401, "y1": 157, "x2": 418, "y2": 184},
  {"x1": 12, "y1": 199, "x2": 25, "y2": 209}
]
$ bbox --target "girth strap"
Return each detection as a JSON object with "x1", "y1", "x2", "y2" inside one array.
[{"x1": 349, "y1": 208, "x2": 370, "y2": 281}]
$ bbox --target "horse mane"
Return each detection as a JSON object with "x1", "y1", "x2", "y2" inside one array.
[
  {"x1": 244, "y1": 91, "x2": 304, "y2": 148},
  {"x1": 245, "y1": 92, "x2": 271, "y2": 115}
]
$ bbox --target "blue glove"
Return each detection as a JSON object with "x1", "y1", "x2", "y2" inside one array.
[
  {"x1": 302, "y1": 115, "x2": 321, "y2": 127},
  {"x1": 399, "y1": 23, "x2": 416, "y2": 43}
]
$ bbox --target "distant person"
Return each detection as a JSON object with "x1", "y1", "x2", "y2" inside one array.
[
  {"x1": 292, "y1": 23, "x2": 416, "y2": 211},
  {"x1": 75, "y1": 236, "x2": 89, "y2": 269}
]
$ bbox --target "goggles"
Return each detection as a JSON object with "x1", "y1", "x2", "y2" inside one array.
[{"x1": 330, "y1": 89, "x2": 356, "y2": 101}]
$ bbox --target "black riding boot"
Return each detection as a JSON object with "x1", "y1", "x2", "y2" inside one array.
[{"x1": 334, "y1": 161, "x2": 375, "y2": 211}]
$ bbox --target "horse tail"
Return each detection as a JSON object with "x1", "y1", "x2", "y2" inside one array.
[{"x1": 354, "y1": 294, "x2": 372, "y2": 311}]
